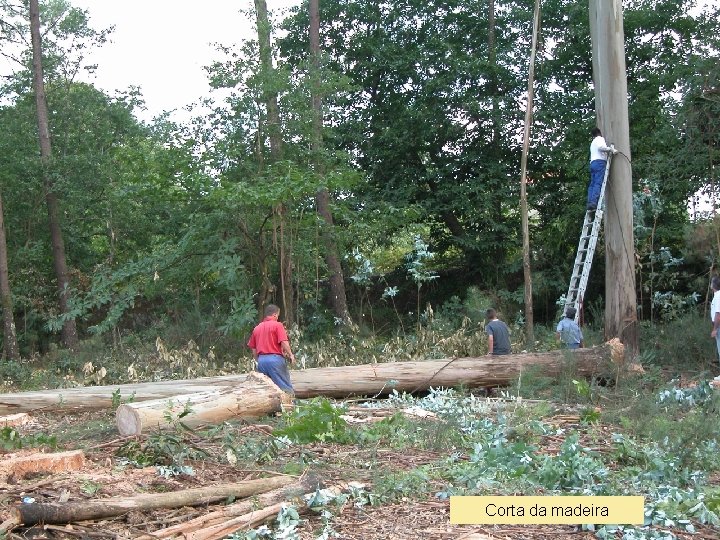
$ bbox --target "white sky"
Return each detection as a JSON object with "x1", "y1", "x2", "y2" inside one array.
[{"x1": 71, "y1": 0, "x2": 301, "y2": 121}]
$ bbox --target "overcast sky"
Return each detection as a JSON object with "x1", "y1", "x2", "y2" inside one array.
[{"x1": 71, "y1": 0, "x2": 301, "y2": 121}]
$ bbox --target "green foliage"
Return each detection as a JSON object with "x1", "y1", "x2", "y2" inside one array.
[
  {"x1": 274, "y1": 398, "x2": 350, "y2": 444},
  {"x1": 116, "y1": 428, "x2": 208, "y2": 468},
  {"x1": 0, "y1": 427, "x2": 57, "y2": 451}
]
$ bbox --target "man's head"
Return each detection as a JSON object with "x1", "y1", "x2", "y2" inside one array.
[
  {"x1": 565, "y1": 307, "x2": 577, "y2": 319},
  {"x1": 712, "y1": 276, "x2": 720, "y2": 292},
  {"x1": 485, "y1": 308, "x2": 497, "y2": 321},
  {"x1": 591, "y1": 127, "x2": 602, "y2": 138},
  {"x1": 264, "y1": 304, "x2": 281, "y2": 319}
]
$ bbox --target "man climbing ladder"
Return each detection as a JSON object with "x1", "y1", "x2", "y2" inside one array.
[
  {"x1": 564, "y1": 130, "x2": 618, "y2": 322},
  {"x1": 588, "y1": 127, "x2": 617, "y2": 211}
]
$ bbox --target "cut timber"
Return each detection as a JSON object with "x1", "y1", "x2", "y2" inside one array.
[
  {"x1": 136, "y1": 475, "x2": 319, "y2": 539},
  {"x1": 116, "y1": 372, "x2": 283, "y2": 436},
  {"x1": 293, "y1": 342, "x2": 622, "y2": 398},
  {"x1": 12, "y1": 475, "x2": 291, "y2": 526},
  {"x1": 0, "y1": 413, "x2": 31, "y2": 427},
  {"x1": 0, "y1": 343, "x2": 621, "y2": 414},
  {"x1": 0, "y1": 450, "x2": 84, "y2": 483}
]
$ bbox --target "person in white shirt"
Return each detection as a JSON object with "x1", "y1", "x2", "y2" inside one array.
[
  {"x1": 710, "y1": 276, "x2": 720, "y2": 365},
  {"x1": 587, "y1": 127, "x2": 617, "y2": 211}
]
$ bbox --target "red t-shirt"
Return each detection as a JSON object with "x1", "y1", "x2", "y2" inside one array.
[{"x1": 247, "y1": 316, "x2": 289, "y2": 355}]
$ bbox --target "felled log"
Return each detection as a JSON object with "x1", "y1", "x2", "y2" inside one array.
[
  {"x1": 0, "y1": 450, "x2": 85, "y2": 483},
  {"x1": 138, "y1": 475, "x2": 319, "y2": 539},
  {"x1": 0, "y1": 343, "x2": 622, "y2": 414},
  {"x1": 12, "y1": 475, "x2": 292, "y2": 526},
  {"x1": 116, "y1": 372, "x2": 284, "y2": 436}
]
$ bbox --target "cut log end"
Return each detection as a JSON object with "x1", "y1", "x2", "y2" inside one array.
[{"x1": 116, "y1": 405, "x2": 142, "y2": 437}]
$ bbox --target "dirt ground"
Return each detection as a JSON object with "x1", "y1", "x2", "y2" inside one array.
[{"x1": 1, "y1": 409, "x2": 719, "y2": 540}]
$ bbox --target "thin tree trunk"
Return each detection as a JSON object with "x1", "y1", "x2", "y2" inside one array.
[
  {"x1": 589, "y1": 0, "x2": 638, "y2": 359},
  {"x1": 29, "y1": 0, "x2": 78, "y2": 350},
  {"x1": 519, "y1": 0, "x2": 541, "y2": 349},
  {"x1": 0, "y1": 192, "x2": 20, "y2": 361},
  {"x1": 309, "y1": 0, "x2": 351, "y2": 324},
  {"x1": 255, "y1": 0, "x2": 294, "y2": 326},
  {"x1": 487, "y1": 0, "x2": 506, "y2": 283}
]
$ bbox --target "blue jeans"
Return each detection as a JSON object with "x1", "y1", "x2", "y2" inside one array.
[
  {"x1": 257, "y1": 354, "x2": 294, "y2": 394},
  {"x1": 715, "y1": 331, "x2": 720, "y2": 364},
  {"x1": 565, "y1": 343, "x2": 580, "y2": 350},
  {"x1": 588, "y1": 160, "x2": 607, "y2": 208}
]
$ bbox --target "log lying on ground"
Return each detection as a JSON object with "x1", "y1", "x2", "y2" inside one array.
[
  {"x1": 12, "y1": 475, "x2": 292, "y2": 526},
  {"x1": 137, "y1": 475, "x2": 319, "y2": 539},
  {"x1": 114, "y1": 345, "x2": 622, "y2": 434},
  {"x1": 0, "y1": 343, "x2": 624, "y2": 415},
  {"x1": 116, "y1": 372, "x2": 285, "y2": 436}
]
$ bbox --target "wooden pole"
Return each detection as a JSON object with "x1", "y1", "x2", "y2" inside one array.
[
  {"x1": 519, "y1": 0, "x2": 541, "y2": 350},
  {"x1": 589, "y1": 0, "x2": 638, "y2": 358}
]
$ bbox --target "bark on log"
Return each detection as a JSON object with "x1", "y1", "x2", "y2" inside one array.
[
  {"x1": 12, "y1": 475, "x2": 292, "y2": 526},
  {"x1": 137, "y1": 475, "x2": 319, "y2": 539},
  {"x1": 116, "y1": 372, "x2": 284, "y2": 436},
  {"x1": 1, "y1": 450, "x2": 85, "y2": 483},
  {"x1": 0, "y1": 344, "x2": 622, "y2": 415}
]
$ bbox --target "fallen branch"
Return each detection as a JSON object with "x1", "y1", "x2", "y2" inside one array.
[
  {"x1": 136, "y1": 475, "x2": 320, "y2": 539},
  {"x1": 187, "y1": 484, "x2": 345, "y2": 540},
  {"x1": 12, "y1": 475, "x2": 293, "y2": 526}
]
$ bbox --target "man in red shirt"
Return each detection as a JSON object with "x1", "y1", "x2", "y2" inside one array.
[{"x1": 247, "y1": 304, "x2": 296, "y2": 395}]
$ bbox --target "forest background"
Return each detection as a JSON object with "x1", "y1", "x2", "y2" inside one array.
[{"x1": 1, "y1": 0, "x2": 719, "y2": 387}]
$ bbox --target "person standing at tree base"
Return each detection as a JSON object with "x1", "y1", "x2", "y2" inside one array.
[
  {"x1": 247, "y1": 304, "x2": 296, "y2": 396},
  {"x1": 556, "y1": 307, "x2": 583, "y2": 349},
  {"x1": 485, "y1": 308, "x2": 511, "y2": 355},
  {"x1": 710, "y1": 277, "x2": 720, "y2": 367},
  {"x1": 587, "y1": 127, "x2": 617, "y2": 211}
]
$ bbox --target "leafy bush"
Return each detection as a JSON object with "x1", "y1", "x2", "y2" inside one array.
[{"x1": 274, "y1": 398, "x2": 350, "y2": 444}]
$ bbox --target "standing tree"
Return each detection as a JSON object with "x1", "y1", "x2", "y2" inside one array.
[
  {"x1": 29, "y1": 0, "x2": 77, "y2": 349},
  {"x1": 0, "y1": 191, "x2": 20, "y2": 361},
  {"x1": 309, "y1": 0, "x2": 351, "y2": 324},
  {"x1": 519, "y1": 0, "x2": 541, "y2": 349},
  {"x1": 589, "y1": 0, "x2": 638, "y2": 356},
  {"x1": 255, "y1": 0, "x2": 295, "y2": 325}
]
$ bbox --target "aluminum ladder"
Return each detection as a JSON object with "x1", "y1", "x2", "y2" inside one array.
[{"x1": 564, "y1": 153, "x2": 613, "y2": 322}]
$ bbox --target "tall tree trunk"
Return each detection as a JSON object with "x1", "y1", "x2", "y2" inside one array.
[
  {"x1": 255, "y1": 0, "x2": 294, "y2": 326},
  {"x1": 0, "y1": 192, "x2": 20, "y2": 361},
  {"x1": 29, "y1": 0, "x2": 78, "y2": 350},
  {"x1": 519, "y1": 0, "x2": 541, "y2": 350},
  {"x1": 309, "y1": 0, "x2": 351, "y2": 324},
  {"x1": 589, "y1": 0, "x2": 638, "y2": 358},
  {"x1": 487, "y1": 0, "x2": 505, "y2": 285}
]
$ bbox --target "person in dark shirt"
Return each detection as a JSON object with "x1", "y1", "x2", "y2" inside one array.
[{"x1": 485, "y1": 308, "x2": 511, "y2": 355}]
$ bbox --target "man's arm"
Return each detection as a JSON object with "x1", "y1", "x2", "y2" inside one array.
[
  {"x1": 712, "y1": 312, "x2": 720, "y2": 338},
  {"x1": 250, "y1": 348, "x2": 258, "y2": 361},
  {"x1": 281, "y1": 340, "x2": 296, "y2": 363},
  {"x1": 487, "y1": 334, "x2": 494, "y2": 355}
]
